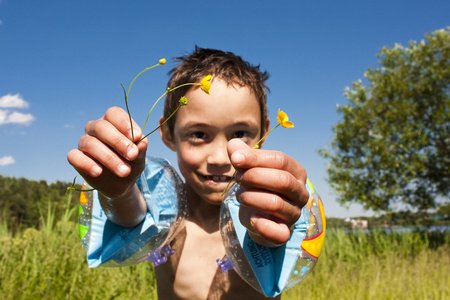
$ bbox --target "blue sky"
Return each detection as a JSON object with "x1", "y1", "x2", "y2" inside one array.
[{"x1": 0, "y1": 0, "x2": 448, "y2": 218}]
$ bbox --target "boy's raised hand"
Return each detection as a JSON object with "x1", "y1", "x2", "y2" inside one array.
[
  {"x1": 227, "y1": 139, "x2": 309, "y2": 247},
  {"x1": 67, "y1": 106, "x2": 148, "y2": 199}
]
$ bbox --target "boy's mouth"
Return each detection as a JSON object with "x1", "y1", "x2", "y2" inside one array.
[{"x1": 202, "y1": 175, "x2": 232, "y2": 183}]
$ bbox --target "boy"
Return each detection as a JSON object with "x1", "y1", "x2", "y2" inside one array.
[{"x1": 68, "y1": 47, "x2": 309, "y2": 299}]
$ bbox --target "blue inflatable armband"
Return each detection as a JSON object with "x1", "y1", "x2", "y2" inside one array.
[
  {"x1": 217, "y1": 179, "x2": 326, "y2": 297},
  {"x1": 78, "y1": 156, "x2": 186, "y2": 267}
]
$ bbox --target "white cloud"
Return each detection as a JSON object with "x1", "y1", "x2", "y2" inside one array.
[
  {"x1": 0, "y1": 156, "x2": 15, "y2": 166},
  {"x1": 7, "y1": 111, "x2": 35, "y2": 125},
  {"x1": 0, "y1": 109, "x2": 35, "y2": 125},
  {"x1": 0, "y1": 94, "x2": 35, "y2": 126},
  {"x1": 0, "y1": 109, "x2": 7, "y2": 124},
  {"x1": 0, "y1": 94, "x2": 29, "y2": 108}
]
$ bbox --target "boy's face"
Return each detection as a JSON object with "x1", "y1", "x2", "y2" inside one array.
[{"x1": 162, "y1": 79, "x2": 267, "y2": 206}]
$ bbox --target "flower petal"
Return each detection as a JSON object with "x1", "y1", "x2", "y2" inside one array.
[
  {"x1": 200, "y1": 75, "x2": 212, "y2": 95},
  {"x1": 281, "y1": 120, "x2": 294, "y2": 128},
  {"x1": 277, "y1": 109, "x2": 294, "y2": 128},
  {"x1": 277, "y1": 109, "x2": 288, "y2": 124}
]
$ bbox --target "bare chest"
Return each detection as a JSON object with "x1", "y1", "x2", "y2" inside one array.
[
  {"x1": 176, "y1": 222, "x2": 225, "y2": 298},
  {"x1": 154, "y1": 221, "x2": 274, "y2": 300},
  {"x1": 155, "y1": 221, "x2": 225, "y2": 299}
]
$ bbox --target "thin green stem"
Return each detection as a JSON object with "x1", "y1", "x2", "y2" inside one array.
[
  {"x1": 121, "y1": 83, "x2": 135, "y2": 142},
  {"x1": 139, "y1": 103, "x2": 183, "y2": 143},
  {"x1": 141, "y1": 82, "x2": 200, "y2": 132},
  {"x1": 141, "y1": 91, "x2": 167, "y2": 132},
  {"x1": 253, "y1": 123, "x2": 281, "y2": 149},
  {"x1": 66, "y1": 173, "x2": 115, "y2": 194},
  {"x1": 123, "y1": 63, "x2": 163, "y2": 142},
  {"x1": 221, "y1": 170, "x2": 237, "y2": 198},
  {"x1": 126, "y1": 63, "x2": 161, "y2": 98},
  {"x1": 67, "y1": 185, "x2": 95, "y2": 194}
]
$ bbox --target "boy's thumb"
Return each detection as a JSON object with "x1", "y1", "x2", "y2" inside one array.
[{"x1": 227, "y1": 139, "x2": 250, "y2": 167}]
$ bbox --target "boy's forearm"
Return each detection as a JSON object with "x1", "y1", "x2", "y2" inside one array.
[{"x1": 98, "y1": 183, "x2": 147, "y2": 228}]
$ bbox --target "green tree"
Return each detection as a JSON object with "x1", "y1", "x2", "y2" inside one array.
[
  {"x1": 320, "y1": 28, "x2": 450, "y2": 212},
  {"x1": 0, "y1": 175, "x2": 79, "y2": 232},
  {"x1": 437, "y1": 203, "x2": 450, "y2": 215}
]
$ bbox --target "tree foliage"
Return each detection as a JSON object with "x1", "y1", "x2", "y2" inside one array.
[
  {"x1": 320, "y1": 28, "x2": 450, "y2": 212},
  {"x1": 0, "y1": 175, "x2": 79, "y2": 233}
]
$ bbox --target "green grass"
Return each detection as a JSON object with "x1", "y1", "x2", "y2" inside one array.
[
  {"x1": 0, "y1": 204, "x2": 158, "y2": 300},
  {"x1": 285, "y1": 229, "x2": 449, "y2": 299},
  {"x1": 1, "y1": 206, "x2": 449, "y2": 299}
]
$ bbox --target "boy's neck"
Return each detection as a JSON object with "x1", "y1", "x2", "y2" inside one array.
[{"x1": 185, "y1": 184, "x2": 221, "y2": 233}]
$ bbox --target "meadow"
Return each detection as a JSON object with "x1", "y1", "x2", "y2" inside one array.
[{"x1": 1, "y1": 201, "x2": 449, "y2": 300}]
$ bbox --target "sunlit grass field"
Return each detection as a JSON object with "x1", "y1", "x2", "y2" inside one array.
[{"x1": 1, "y1": 205, "x2": 449, "y2": 299}]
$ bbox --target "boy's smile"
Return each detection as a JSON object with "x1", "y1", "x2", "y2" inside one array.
[
  {"x1": 161, "y1": 79, "x2": 265, "y2": 206},
  {"x1": 203, "y1": 175, "x2": 230, "y2": 183}
]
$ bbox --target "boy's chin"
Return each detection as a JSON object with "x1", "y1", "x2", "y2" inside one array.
[
  {"x1": 186, "y1": 184, "x2": 225, "y2": 206},
  {"x1": 201, "y1": 194, "x2": 225, "y2": 206}
]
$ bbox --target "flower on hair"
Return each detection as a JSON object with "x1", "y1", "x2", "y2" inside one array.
[{"x1": 200, "y1": 75, "x2": 212, "y2": 95}]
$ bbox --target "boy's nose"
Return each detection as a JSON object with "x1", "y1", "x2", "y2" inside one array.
[{"x1": 206, "y1": 139, "x2": 230, "y2": 167}]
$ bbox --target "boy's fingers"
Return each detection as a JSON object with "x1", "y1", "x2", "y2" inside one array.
[
  {"x1": 228, "y1": 138, "x2": 306, "y2": 181},
  {"x1": 68, "y1": 107, "x2": 148, "y2": 198},
  {"x1": 68, "y1": 159, "x2": 136, "y2": 199},
  {"x1": 235, "y1": 167, "x2": 308, "y2": 208},
  {"x1": 227, "y1": 138, "x2": 251, "y2": 155},
  {"x1": 85, "y1": 119, "x2": 140, "y2": 162},
  {"x1": 239, "y1": 207, "x2": 291, "y2": 245},
  {"x1": 78, "y1": 134, "x2": 132, "y2": 178},
  {"x1": 228, "y1": 138, "x2": 309, "y2": 207},
  {"x1": 236, "y1": 188, "x2": 301, "y2": 225},
  {"x1": 250, "y1": 215, "x2": 292, "y2": 245},
  {"x1": 104, "y1": 106, "x2": 145, "y2": 143},
  {"x1": 67, "y1": 149, "x2": 103, "y2": 178}
]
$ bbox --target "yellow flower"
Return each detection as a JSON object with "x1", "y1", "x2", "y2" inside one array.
[
  {"x1": 179, "y1": 96, "x2": 188, "y2": 106},
  {"x1": 159, "y1": 58, "x2": 166, "y2": 65},
  {"x1": 200, "y1": 75, "x2": 212, "y2": 95},
  {"x1": 277, "y1": 109, "x2": 294, "y2": 128}
]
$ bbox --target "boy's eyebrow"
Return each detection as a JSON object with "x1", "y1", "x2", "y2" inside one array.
[
  {"x1": 181, "y1": 120, "x2": 259, "y2": 129},
  {"x1": 180, "y1": 121, "x2": 210, "y2": 129},
  {"x1": 226, "y1": 121, "x2": 260, "y2": 128}
]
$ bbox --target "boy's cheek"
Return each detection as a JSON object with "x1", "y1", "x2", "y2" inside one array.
[
  {"x1": 178, "y1": 148, "x2": 200, "y2": 166},
  {"x1": 177, "y1": 148, "x2": 204, "y2": 179}
]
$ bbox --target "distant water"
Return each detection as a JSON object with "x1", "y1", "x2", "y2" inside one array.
[
  {"x1": 344, "y1": 225, "x2": 450, "y2": 234},
  {"x1": 381, "y1": 225, "x2": 450, "y2": 233}
]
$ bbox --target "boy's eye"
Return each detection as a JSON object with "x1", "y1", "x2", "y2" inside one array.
[
  {"x1": 233, "y1": 131, "x2": 249, "y2": 139},
  {"x1": 190, "y1": 132, "x2": 206, "y2": 140}
]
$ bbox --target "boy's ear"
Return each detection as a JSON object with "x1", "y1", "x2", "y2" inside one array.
[
  {"x1": 159, "y1": 116, "x2": 177, "y2": 152},
  {"x1": 258, "y1": 117, "x2": 271, "y2": 147}
]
